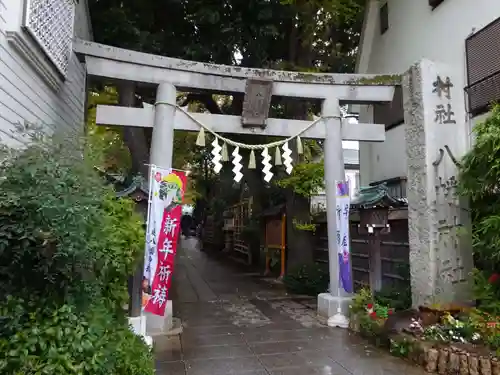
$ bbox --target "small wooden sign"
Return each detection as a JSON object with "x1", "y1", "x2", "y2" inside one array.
[
  {"x1": 241, "y1": 79, "x2": 273, "y2": 128},
  {"x1": 265, "y1": 219, "x2": 283, "y2": 248}
]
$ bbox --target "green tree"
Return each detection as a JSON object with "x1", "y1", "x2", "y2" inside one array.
[{"x1": 86, "y1": 87, "x2": 132, "y2": 174}]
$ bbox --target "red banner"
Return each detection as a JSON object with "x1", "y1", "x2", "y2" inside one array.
[{"x1": 143, "y1": 169, "x2": 187, "y2": 316}]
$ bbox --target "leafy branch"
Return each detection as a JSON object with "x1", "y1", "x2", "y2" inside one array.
[{"x1": 275, "y1": 162, "x2": 325, "y2": 197}]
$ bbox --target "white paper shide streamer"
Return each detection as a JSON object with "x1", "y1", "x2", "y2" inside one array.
[
  {"x1": 282, "y1": 142, "x2": 293, "y2": 174},
  {"x1": 232, "y1": 146, "x2": 243, "y2": 182},
  {"x1": 261, "y1": 147, "x2": 273, "y2": 182},
  {"x1": 211, "y1": 138, "x2": 223, "y2": 173}
]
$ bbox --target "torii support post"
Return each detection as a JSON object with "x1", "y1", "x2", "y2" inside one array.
[
  {"x1": 75, "y1": 39, "x2": 397, "y2": 329},
  {"x1": 319, "y1": 98, "x2": 351, "y2": 327}
]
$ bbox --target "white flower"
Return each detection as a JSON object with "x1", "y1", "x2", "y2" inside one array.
[{"x1": 472, "y1": 333, "x2": 481, "y2": 341}]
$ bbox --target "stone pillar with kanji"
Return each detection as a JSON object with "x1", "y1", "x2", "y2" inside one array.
[{"x1": 402, "y1": 59, "x2": 473, "y2": 308}]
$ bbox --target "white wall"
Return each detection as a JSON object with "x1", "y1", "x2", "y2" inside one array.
[
  {"x1": 360, "y1": 123, "x2": 407, "y2": 185},
  {"x1": 358, "y1": 0, "x2": 500, "y2": 184},
  {"x1": 0, "y1": 0, "x2": 90, "y2": 148}
]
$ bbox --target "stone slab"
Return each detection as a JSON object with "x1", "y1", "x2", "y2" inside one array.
[{"x1": 317, "y1": 293, "x2": 352, "y2": 328}]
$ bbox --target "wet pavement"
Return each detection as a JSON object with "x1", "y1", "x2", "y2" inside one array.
[{"x1": 155, "y1": 237, "x2": 427, "y2": 375}]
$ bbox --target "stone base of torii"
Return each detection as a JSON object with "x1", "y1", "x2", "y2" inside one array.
[{"x1": 74, "y1": 37, "x2": 473, "y2": 339}]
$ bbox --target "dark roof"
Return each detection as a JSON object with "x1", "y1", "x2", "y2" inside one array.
[
  {"x1": 259, "y1": 204, "x2": 285, "y2": 217},
  {"x1": 94, "y1": 167, "x2": 149, "y2": 198},
  {"x1": 350, "y1": 183, "x2": 406, "y2": 209},
  {"x1": 115, "y1": 175, "x2": 149, "y2": 197}
]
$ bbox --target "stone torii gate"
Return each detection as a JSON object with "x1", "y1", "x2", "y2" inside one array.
[{"x1": 74, "y1": 39, "x2": 397, "y2": 334}]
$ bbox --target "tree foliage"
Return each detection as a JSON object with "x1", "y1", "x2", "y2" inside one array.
[
  {"x1": 87, "y1": 87, "x2": 131, "y2": 174},
  {"x1": 88, "y1": 0, "x2": 365, "y2": 71},
  {"x1": 275, "y1": 162, "x2": 325, "y2": 197}
]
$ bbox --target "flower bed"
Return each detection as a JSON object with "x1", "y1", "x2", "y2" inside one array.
[{"x1": 349, "y1": 289, "x2": 500, "y2": 374}]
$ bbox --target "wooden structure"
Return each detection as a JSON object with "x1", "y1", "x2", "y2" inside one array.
[
  {"x1": 260, "y1": 205, "x2": 287, "y2": 279},
  {"x1": 222, "y1": 198, "x2": 253, "y2": 265},
  {"x1": 351, "y1": 185, "x2": 408, "y2": 291},
  {"x1": 203, "y1": 215, "x2": 219, "y2": 249},
  {"x1": 314, "y1": 184, "x2": 409, "y2": 292}
]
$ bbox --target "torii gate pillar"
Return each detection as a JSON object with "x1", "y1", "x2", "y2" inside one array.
[
  {"x1": 150, "y1": 83, "x2": 176, "y2": 170},
  {"x1": 318, "y1": 98, "x2": 351, "y2": 328}
]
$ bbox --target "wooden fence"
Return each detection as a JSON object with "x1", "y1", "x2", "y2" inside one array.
[{"x1": 313, "y1": 207, "x2": 410, "y2": 291}]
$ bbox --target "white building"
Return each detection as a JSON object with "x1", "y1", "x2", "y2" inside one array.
[
  {"x1": 355, "y1": 0, "x2": 500, "y2": 192},
  {"x1": 1, "y1": 0, "x2": 92, "y2": 147}
]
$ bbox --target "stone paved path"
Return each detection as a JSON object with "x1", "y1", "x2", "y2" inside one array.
[{"x1": 155, "y1": 237, "x2": 427, "y2": 375}]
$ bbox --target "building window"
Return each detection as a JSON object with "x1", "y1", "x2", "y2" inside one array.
[
  {"x1": 465, "y1": 16, "x2": 500, "y2": 116},
  {"x1": 380, "y1": 2, "x2": 389, "y2": 35},
  {"x1": 429, "y1": 0, "x2": 445, "y2": 10},
  {"x1": 24, "y1": 0, "x2": 76, "y2": 76}
]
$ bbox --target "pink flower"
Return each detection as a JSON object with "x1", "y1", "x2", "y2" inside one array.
[
  {"x1": 367, "y1": 303, "x2": 373, "y2": 309},
  {"x1": 369, "y1": 311, "x2": 377, "y2": 319}
]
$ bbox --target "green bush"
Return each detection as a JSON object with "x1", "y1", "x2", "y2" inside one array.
[
  {"x1": 0, "y1": 130, "x2": 153, "y2": 374},
  {"x1": 374, "y1": 285, "x2": 412, "y2": 312},
  {"x1": 283, "y1": 263, "x2": 329, "y2": 296},
  {"x1": 0, "y1": 297, "x2": 154, "y2": 375},
  {"x1": 348, "y1": 287, "x2": 373, "y2": 316},
  {"x1": 459, "y1": 104, "x2": 500, "y2": 266},
  {"x1": 459, "y1": 104, "x2": 500, "y2": 313}
]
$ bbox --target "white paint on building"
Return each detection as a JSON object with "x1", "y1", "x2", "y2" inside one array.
[
  {"x1": 356, "y1": 0, "x2": 500, "y2": 186},
  {"x1": 0, "y1": 0, "x2": 91, "y2": 148}
]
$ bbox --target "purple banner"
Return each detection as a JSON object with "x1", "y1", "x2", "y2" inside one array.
[
  {"x1": 336, "y1": 180, "x2": 353, "y2": 293},
  {"x1": 338, "y1": 253, "x2": 353, "y2": 293}
]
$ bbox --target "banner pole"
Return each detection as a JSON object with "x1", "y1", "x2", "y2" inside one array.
[
  {"x1": 144, "y1": 165, "x2": 156, "y2": 244},
  {"x1": 144, "y1": 162, "x2": 189, "y2": 174}
]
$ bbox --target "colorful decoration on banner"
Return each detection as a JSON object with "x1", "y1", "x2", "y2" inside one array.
[
  {"x1": 336, "y1": 181, "x2": 353, "y2": 293},
  {"x1": 142, "y1": 167, "x2": 187, "y2": 316}
]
